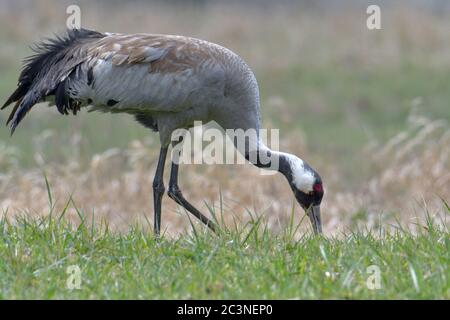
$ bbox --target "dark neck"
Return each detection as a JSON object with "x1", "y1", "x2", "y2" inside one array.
[{"x1": 244, "y1": 147, "x2": 293, "y2": 183}]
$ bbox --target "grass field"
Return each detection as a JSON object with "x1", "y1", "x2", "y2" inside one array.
[
  {"x1": 0, "y1": 1, "x2": 449, "y2": 299},
  {"x1": 1, "y1": 201, "x2": 448, "y2": 299}
]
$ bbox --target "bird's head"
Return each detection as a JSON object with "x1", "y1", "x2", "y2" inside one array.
[{"x1": 282, "y1": 155, "x2": 324, "y2": 234}]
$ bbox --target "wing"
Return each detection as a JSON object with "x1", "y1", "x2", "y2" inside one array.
[
  {"x1": 74, "y1": 33, "x2": 226, "y2": 113},
  {"x1": 2, "y1": 30, "x2": 228, "y2": 133}
]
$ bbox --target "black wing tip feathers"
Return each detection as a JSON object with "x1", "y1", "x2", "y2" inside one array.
[
  {"x1": 2, "y1": 28, "x2": 105, "y2": 133},
  {"x1": 9, "y1": 121, "x2": 18, "y2": 136}
]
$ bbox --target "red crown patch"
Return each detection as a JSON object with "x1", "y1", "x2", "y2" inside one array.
[{"x1": 313, "y1": 183, "x2": 323, "y2": 193}]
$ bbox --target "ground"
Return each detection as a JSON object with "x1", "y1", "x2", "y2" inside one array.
[{"x1": 1, "y1": 208, "x2": 448, "y2": 299}]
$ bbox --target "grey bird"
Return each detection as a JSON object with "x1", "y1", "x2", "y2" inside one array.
[{"x1": 2, "y1": 28, "x2": 324, "y2": 236}]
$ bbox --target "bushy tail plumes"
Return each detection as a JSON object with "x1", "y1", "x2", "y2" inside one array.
[{"x1": 1, "y1": 28, "x2": 105, "y2": 134}]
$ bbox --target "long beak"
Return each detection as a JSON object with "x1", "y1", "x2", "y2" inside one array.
[{"x1": 307, "y1": 205, "x2": 322, "y2": 235}]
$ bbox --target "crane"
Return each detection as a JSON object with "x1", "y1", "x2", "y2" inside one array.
[{"x1": 2, "y1": 28, "x2": 324, "y2": 236}]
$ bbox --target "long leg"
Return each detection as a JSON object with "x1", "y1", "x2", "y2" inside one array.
[
  {"x1": 167, "y1": 141, "x2": 218, "y2": 233},
  {"x1": 153, "y1": 146, "x2": 168, "y2": 236}
]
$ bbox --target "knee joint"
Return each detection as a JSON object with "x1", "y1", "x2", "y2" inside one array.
[
  {"x1": 152, "y1": 181, "x2": 165, "y2": 194},
  {"x1": 167, "y1": 185, "x2": 181, "y2": 198}
]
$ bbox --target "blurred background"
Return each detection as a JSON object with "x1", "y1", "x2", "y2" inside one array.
[{"x1": 0, "y1": 0, "x2": 449, "y2": 235}]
